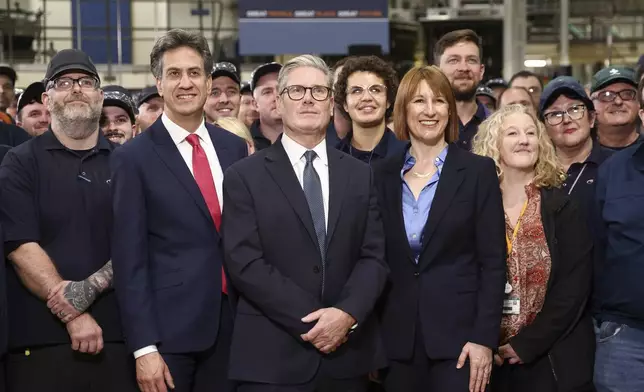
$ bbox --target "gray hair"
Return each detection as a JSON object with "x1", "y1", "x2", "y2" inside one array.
[
  {"x1": 150, "y1": 29, "x2": 213, "y2": 80},
  {"x1": 277, "y1": 55, "x2": 333, "y2": 95}
]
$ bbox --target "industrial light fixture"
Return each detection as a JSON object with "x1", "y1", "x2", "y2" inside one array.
[{"x1": 524, "y1": 59, "x2": 548, "y2": 68}]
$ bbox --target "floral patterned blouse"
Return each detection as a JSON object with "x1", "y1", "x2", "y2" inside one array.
[{"x1": 500, "y1": 184, "x2": 552, "y2": 344}]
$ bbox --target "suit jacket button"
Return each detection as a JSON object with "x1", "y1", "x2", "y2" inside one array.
[
  {"x1": 414, "y1": 272, "x2": 419, "y2": 277},
  {"x1": 313, "y1": 266, "x2": 320, "y2": 273}
]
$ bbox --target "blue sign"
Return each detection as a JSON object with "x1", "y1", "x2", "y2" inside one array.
[{"x1": 238, "y1": 0, "x2": 389, "y2": 55}]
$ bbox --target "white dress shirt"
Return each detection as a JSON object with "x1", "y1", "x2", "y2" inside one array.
[
  {"x1": 133, "y1": 114, "x2": 225, "y2": 359},
  {"x1": 281, "y1": 132, "x2": 329, "y2": 229}
]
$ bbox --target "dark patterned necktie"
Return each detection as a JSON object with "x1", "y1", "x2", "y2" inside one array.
[{"x1": 302, "y1": 150, "x2": 326, "y2": 261}]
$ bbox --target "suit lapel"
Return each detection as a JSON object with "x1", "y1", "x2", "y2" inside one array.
[
  {"x1": 207, "y1": 124, "x2": 234, "y2": 172},
  {"x1": 383, "y1": 160, "x2": 417, "y2": 265},
  {"x1": 326, "y1": 148, "x2": 349, "y2": 245},
  {"x1": 419, "y1": 144, "x2": 466, "y2": 260},
  {"x1": 149, "y1": 121, "x2": 214, "y2": 226},
  {"x1": 264, "y1": 142, "x2": 319, "y2": 248}
]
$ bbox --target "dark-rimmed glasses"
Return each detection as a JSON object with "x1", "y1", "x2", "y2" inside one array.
[
  {"x1": 593, "y1": 89, "x2": 637, "y2": 103},
  {"x1": 280, "y1": 85, "x2": 331, "y2": 101},
  {"x1": 543, "y1": 104, "x2": 586, "y2": 126},
  {"x1": 47, "y1": 76, "x2": 99, "y2": 91}
]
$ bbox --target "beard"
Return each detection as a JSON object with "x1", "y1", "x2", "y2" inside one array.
[
  {"x1": 48, "y1": 92, "x2": 103, "y2": 140},
  {"x1": 452, "y1": 84, "x2": 478, "y2": 102}
]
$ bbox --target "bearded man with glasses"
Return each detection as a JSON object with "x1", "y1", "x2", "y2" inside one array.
[
  {"x1": 221, "y1": 54, "x2": 388, "y2": 392},
  {"x1": 0, "y1": 49, "x2": 137, "y2": 392},
  {"x1": 590, "y1": 67, "x2": 642, "y2": 150}
]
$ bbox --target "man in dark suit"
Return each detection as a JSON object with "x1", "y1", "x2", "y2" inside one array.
[
  {"x1": 222, "y1": 55, "x2": 389, "y2": 392},
  {"x1": 111, "y1": 29, "x2": 247, "y2": 392}
]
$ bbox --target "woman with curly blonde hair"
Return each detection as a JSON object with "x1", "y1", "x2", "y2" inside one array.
[{"x1": 473, "y1": 104, "x2": 594, "y2": 392}]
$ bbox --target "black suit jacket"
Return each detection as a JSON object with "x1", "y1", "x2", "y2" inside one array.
[
  {"x1": 111, "y1": 118, "x2": 247, "y2": 354},
  {"x1": 222, "y1": 138, "x2": 389, "y2": 384},
  {"x1": 373, "y1": 143, "x2": 506, "y2": 360}
]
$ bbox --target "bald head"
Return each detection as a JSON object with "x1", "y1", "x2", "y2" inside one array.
[{"x1": 498, "y1": 86, "x2": 536, "y2": 115}]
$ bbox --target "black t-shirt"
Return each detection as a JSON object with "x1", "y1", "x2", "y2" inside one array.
[{"x1": 0, "y1": 130, "x2": 123, "y2": 349}]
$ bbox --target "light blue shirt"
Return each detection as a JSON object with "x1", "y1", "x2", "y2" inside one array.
[{"x1": 401, "y1": 146, "x2": 448, "y2": 262}]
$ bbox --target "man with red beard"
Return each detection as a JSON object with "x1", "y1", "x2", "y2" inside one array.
[
  {"x1": 204, "y1": 61, "x2": 241, "y2": 124},
  {"x1": 435, "y1": 29, "x2": 489, "y2": 151}
]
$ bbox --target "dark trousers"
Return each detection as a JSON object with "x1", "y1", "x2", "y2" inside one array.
[
  {"x1": 490, "y1": 356, "x2": 558, "y2": 392},
  {"x1": 163, "y1": 297, "x2": 235, "y2": 392},
  {"x1": 237, "y1": 369, "x2": 368, "y2": 392},
  {"x1": 383, "y1": 325, "x2": 470, "y2": 392},
  {"x1": 5, "y1": 342, "x2": 137, "y2": 392}
]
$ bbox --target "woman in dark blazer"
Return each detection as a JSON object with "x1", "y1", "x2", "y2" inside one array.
[
  {"x1": 373, "y1": 65, "x2": 507, "y2": 392},
  {"x1": 472, "y1": 104, "x2": 594, "y2": 391}
]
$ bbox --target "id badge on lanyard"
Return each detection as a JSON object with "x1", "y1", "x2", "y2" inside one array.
[{"x1": 503, "y1": 200, "x2": 527, "y2": 315}]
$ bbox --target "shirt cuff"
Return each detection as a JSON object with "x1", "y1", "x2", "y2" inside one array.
[{"x1": 133, "y1": 345, "x2": 158, "y2": 359}]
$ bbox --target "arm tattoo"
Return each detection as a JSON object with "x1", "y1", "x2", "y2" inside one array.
[
  {"x1": 62, "y1": 261, "x2": 114, "y2": 313},
  {"x1": 87, "y1": 260, "x2": 114, "y2": 293},
  {"x1": 63, "y1": 280, "x2": 97, "y2": 313}
]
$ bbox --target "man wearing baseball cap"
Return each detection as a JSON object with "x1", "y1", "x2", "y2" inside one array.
[
  {"x1": 237, "y1": 81, "x2": 258, "y2": 128},
  {"x1": 592, "y1": 72, "x2": 644, "y2": 391},
  {"x1": 0, "y1": 49, "x2": 137, "y2": 391},
  {"x1": 249, "y1": 62, "x2": 283, "y2": 150},
  {"x1": 485, "y1": 78, "x2": 508, "y2": 100},
  {"x1": 100, "y1": 85, "x2": 137, "y2": 145},
  {"x1": 590, "y1": 67, "x2": 641, "y2": 150},
  {"x1": 15, "y1": 81, "x2": 50, "y2": 137},
  {"x1": 135, "y1": 85, "x2": 163, "y2": 134},
  {"x1": 540, "y1": 76, "x2": 612, "y2": 216},
  {"x1": 204, "y1": 61, "x2": 241, "y2": 124},
  {"x1": 475, "y1": 85, "x2": 496, "y2": 113}
]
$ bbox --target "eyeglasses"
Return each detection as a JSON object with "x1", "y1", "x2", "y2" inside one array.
[
  {"x1": 48, "y1": 76, "x2": 99, "y2": 91},
  {"x1": 593, "y1": 89, "x2": 637, "y2": 103},
  {"x1": 543, "y1": 104, "x2": 586, "y2": 126},
  {"x1": 347, "y1": 84, "x2": 387, "y2": 99},
  {"x1": 280, "y1": 85, "x2": 331, "y2": 101}
]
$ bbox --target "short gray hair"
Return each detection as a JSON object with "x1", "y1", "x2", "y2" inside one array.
[
  {"x1": 277, "y1": 55, "x2": 333, "y2": 95},
  {"x1": 150, "y1": 29, "x2": 213, "y2": 80}
]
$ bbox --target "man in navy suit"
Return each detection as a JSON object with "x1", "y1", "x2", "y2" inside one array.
[
  {"x1": 222, "y1": 55, "x2": 388, "y2": 391},
  {"x1": 111, "y1": 29, "x2": 247, "y2": 392}
]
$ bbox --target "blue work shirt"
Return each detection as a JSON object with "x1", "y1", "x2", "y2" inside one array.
[
  {"x1": 593, "y1": 140, "x2": 644, "y2": 329},
  {"x1": 401, "y1": 146, "x2": 448, "y2": 261}
]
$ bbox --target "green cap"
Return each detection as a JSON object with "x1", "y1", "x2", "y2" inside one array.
[{"x1": 591, "y1": 67, "x2": 637, "y2": 93}]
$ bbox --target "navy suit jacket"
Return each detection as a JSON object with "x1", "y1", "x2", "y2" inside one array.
[
  {"x1": 111, "y1": 118, "x2": 247, "y2": 354},
  {"x1": 373, "y1": 143, "x2": 506, "y2": 360},
  {"x1": 222, "y1": 138, "x2": 389, "y2": 384}
]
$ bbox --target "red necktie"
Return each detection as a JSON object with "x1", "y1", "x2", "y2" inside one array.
[{"x1": 185, "y1": 134, "x2": 227, "y2": 294}]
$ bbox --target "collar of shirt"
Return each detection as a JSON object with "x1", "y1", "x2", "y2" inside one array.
[
  {"x1": 42, "y1": 128, "x2": 113, "y2": 152},
  {"x1": 281, "y1": 131, "x2": 328, "y2": 168},
  {"x1": 400, "y1": 145, "x2": 448, "y2": 178},
  {"x1": 162, "y1": 113, "x2": 209, "y2": 147},
  {"x1": 459, "y1": 101, "x2": 489, "y2": 129}
]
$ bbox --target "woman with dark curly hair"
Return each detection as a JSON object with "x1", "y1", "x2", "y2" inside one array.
[{"x1": 334, "y1": 56, "x2": 406, "y2": 165}]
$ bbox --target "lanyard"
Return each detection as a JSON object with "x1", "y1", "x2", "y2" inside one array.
[
  {"x1": 567, "y1": 163, "x2": 588, "y2": 196},
  {"x1": 505, "y1": 199, "x2": 529, "y2": 255}
]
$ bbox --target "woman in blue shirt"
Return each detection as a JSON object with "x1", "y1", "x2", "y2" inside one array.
[{"x1": 373, "y1": 65, "x2": 506, "y2": 392}]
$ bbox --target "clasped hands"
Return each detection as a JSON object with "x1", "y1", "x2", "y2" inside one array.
[
  {"x1": 300, "y1": 307, "x2": 356, "y2": 354},
  {"x1": 46, "y1": 280, "x2": 104, "y2": 355}
]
